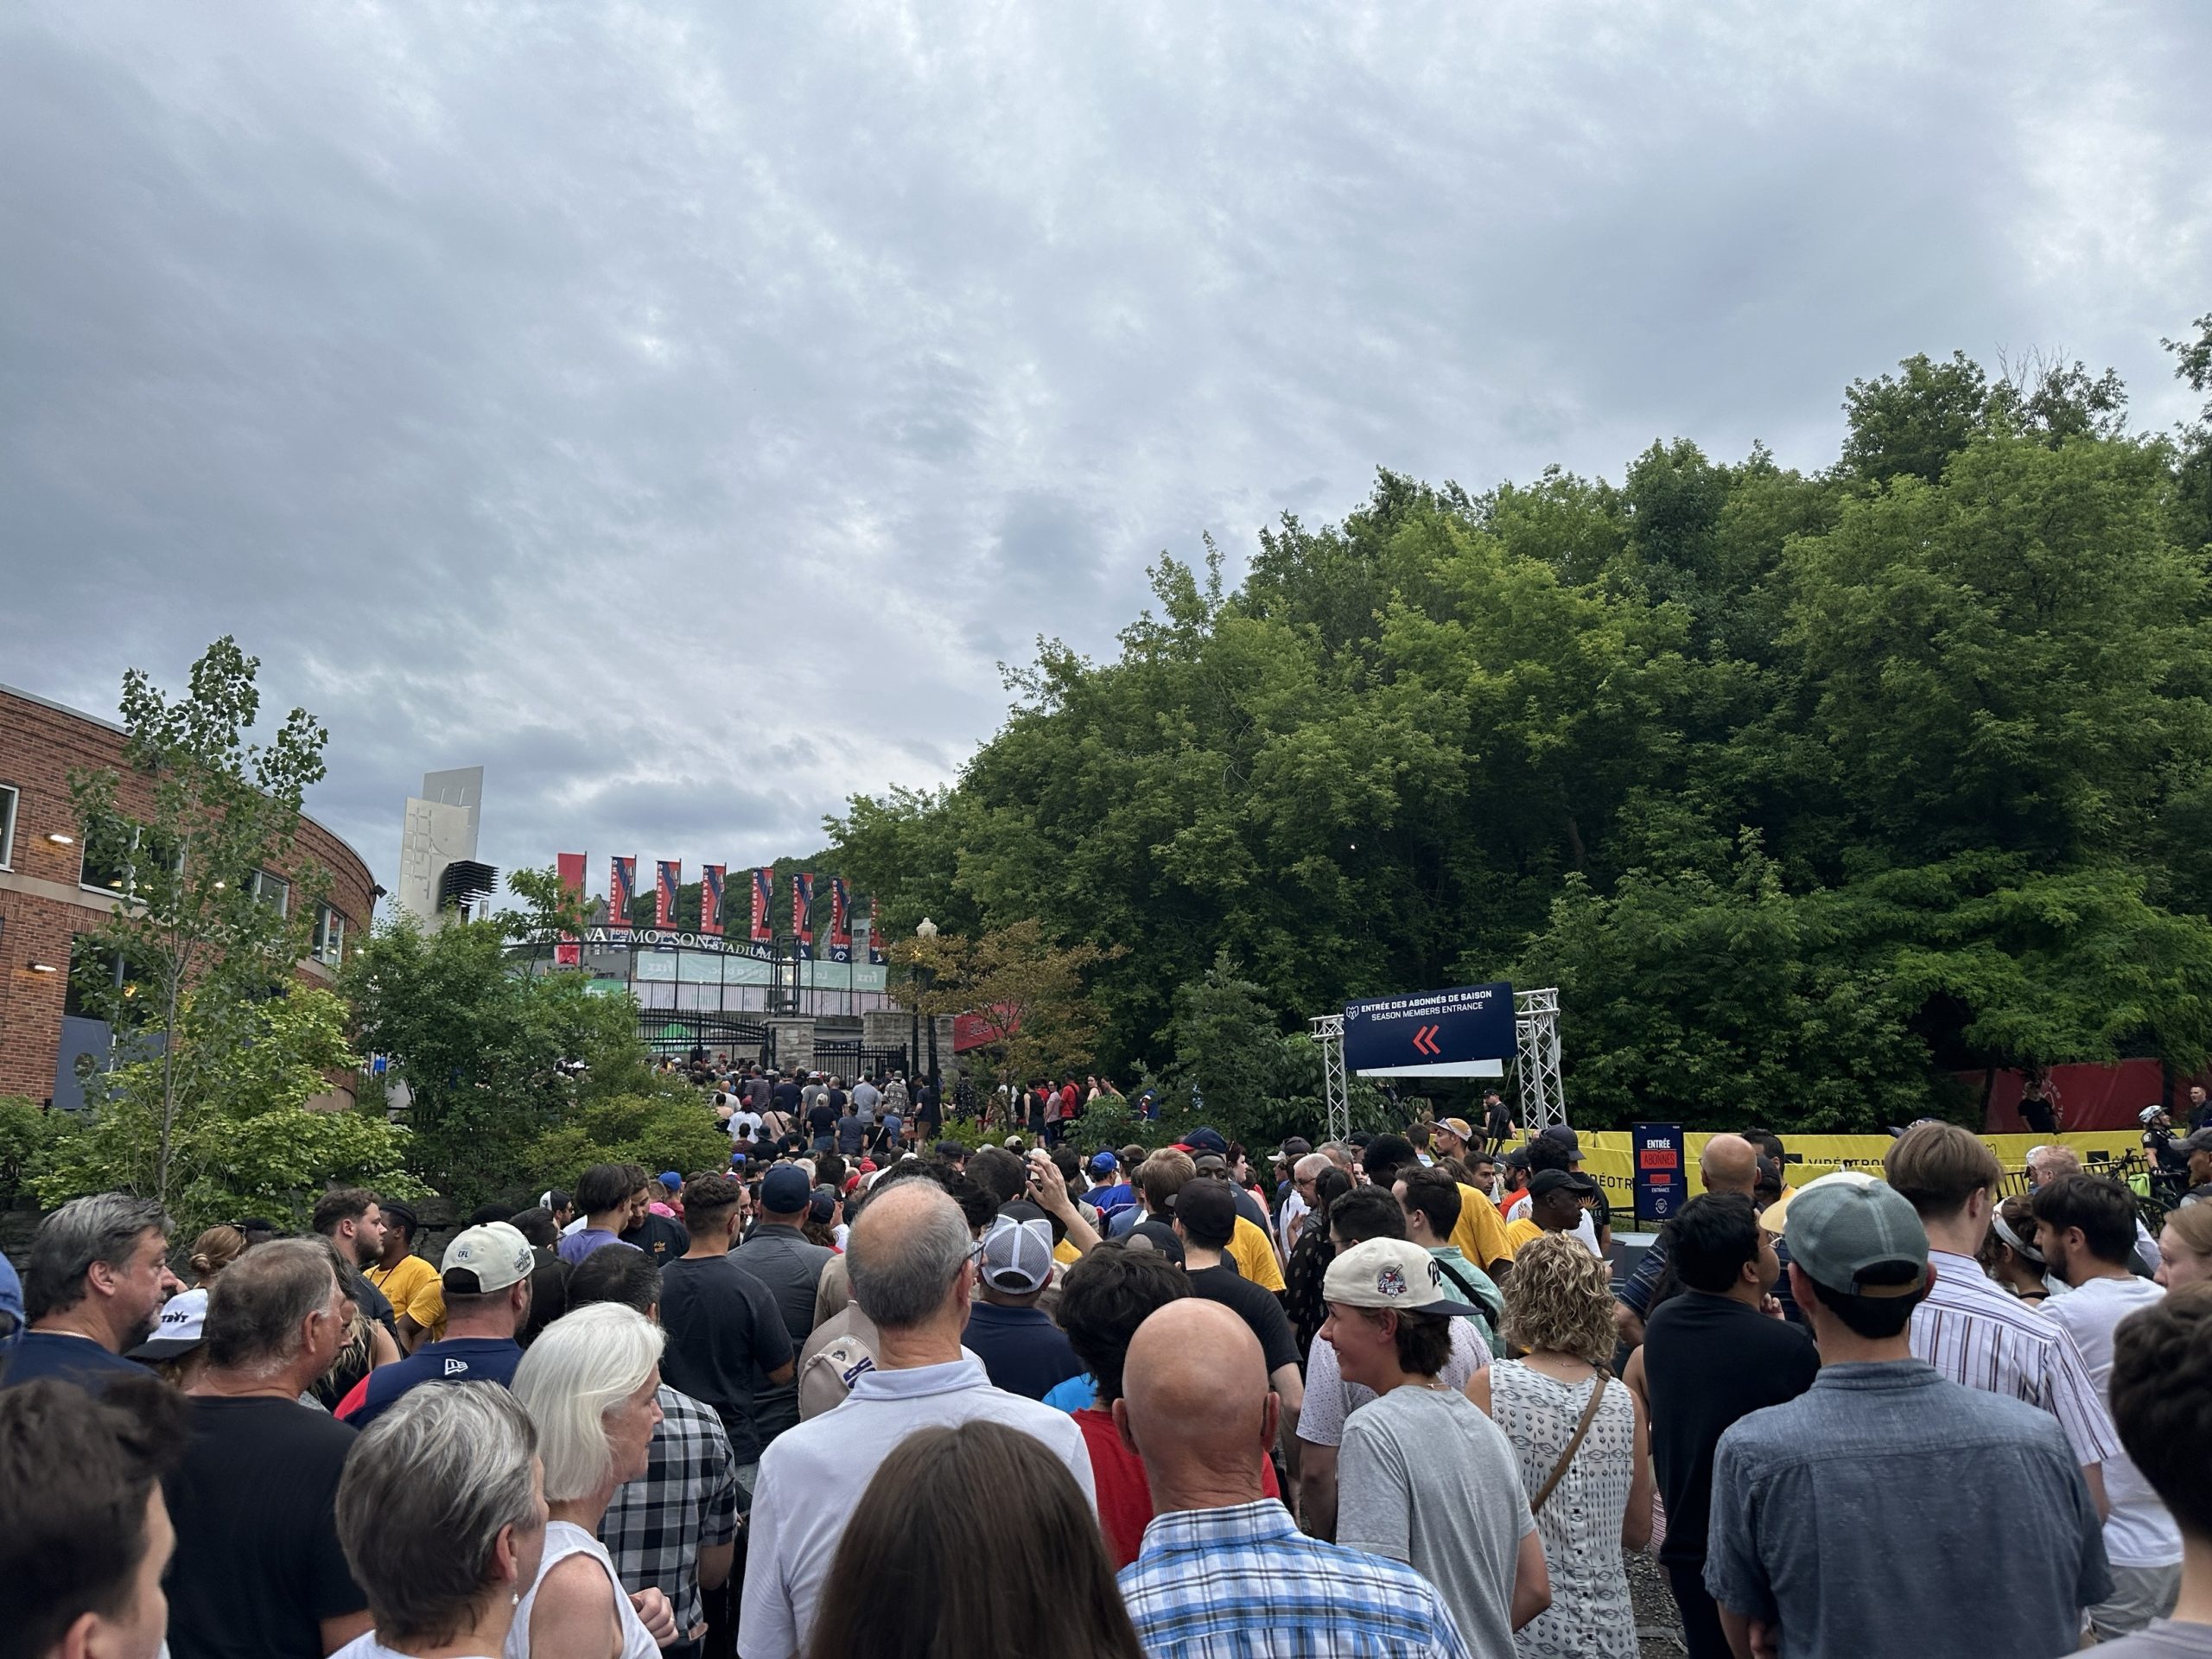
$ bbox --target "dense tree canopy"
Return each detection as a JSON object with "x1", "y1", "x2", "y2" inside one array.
[{"x1": 827, "y1": 339, "x2": 2212, "y2": 1130}]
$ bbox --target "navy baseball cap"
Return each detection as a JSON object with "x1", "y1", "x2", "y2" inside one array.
[
  {"x1": 1179, "y1": 1127, "x2": 1230, "y2": 1156},
  {"x1": 761, "y1": 1164, "x2": 813, "y2": 1212}
]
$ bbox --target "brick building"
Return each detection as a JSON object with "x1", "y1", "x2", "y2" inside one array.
[{"x1": 0, "y1": 682, "x2": 378, "y2": 1110}]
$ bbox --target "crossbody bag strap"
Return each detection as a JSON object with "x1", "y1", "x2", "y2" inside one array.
[
  {"x1": 1433, "y1": 1256, "x2": 1503, "y2": 1326},
  {"x1": 1529, "y1": 1372, "x2": 1609, "y2": 1514}
]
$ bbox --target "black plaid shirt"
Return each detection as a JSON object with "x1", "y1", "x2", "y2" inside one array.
[{"x1": 598, "y1": 1386, "x2": 740, "y2": 1632}]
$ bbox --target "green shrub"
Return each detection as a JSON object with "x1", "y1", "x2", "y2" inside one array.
[
  {"x1": 0, "y1": 1095, "x2": 58, "y2": 1208},
  {"x1": 519, "y1": 1093, "x2": 730, "y2": 1206}
]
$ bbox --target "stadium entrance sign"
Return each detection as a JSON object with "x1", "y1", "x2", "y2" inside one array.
[{"x1": 1342, "y1": 983, "x2": 1515, "y2": 1079}]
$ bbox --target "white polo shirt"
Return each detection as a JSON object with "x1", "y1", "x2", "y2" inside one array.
[{"x1": 737, "y1": 1354, "x2": 1095, "y2": 1659}]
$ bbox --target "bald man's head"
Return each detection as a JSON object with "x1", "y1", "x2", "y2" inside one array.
[
  {"x1": 1700, "y1": 1134, "x2": 1759, "y2": 1196},
  {"x1": 1116, "y1": 1299, "x2": 1278, "y2": 1510},
  {"x1": 846, "y1": 1180, "x2": 972, "y2": 1332}
]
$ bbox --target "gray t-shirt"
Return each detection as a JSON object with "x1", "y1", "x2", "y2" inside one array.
[
  {"x1": 1706, "y1": 1360, "x2": 2111, "y2": 1658},
  {"x1": 1337, "y1": 1383, "x2": 1532, "y2": 1657}
]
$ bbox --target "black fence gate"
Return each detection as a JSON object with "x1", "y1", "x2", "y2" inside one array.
[
  {"x1": 637, "y1": 1012, "x2": 775, "y2": 1066},
  {"x1": 810, "y1": 1040, "x2": 908, "y2": 1081}
]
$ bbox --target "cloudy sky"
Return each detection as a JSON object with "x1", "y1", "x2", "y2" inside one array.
[{"x1": 4, "y1": 3, "x2": 2208, "y2": 903}]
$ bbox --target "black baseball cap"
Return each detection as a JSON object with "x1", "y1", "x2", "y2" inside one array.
[
  {"x1": 1529, "y1": 1168, "x2": 1597, "y2": 1198},
  {"x1": 1538, "y1": 1126, "x2": 1583, "y2": 1160},
  {"x1": 1170, "y1": 1178, "x2": 1238, "y2": 1244}
]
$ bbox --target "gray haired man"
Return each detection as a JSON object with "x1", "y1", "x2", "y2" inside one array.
[
  {"x1": 738, "y1": 1180, "x2": 1096, "y2": 1659},
  {"x1": 2, "y1": 1192, "x2": 177, "y2": 1393},
  {"x1": 164, "y1": 1238, "x2": 372, "y2": 1659}
]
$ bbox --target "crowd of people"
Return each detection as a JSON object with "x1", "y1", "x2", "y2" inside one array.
[{"x1": 3, "y1": 1065, "x2": 2212, "y2": 1659}]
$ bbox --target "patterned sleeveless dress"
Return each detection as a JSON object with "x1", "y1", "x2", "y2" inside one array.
[{"x1": 1489, "y1": 1359, "x2": 1640, "y2": 1658}]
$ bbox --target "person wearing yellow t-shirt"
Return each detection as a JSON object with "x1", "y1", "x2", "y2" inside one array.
[
  {"x1": 1451, "y1": 1175, "x2": 1516, "y2": 1271},
  {"x1": 1228, "y1": 1212, "x2": 1288, "y2": 1294},
  {"x1": 1509, "y1": 1168, "x2": 1599, "y2": 1256},
  {"x1": 365, "y1": 1203, "x2": 446, "y2": 1351}
]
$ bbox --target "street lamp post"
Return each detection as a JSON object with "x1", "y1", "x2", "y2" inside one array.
[{"x1": 915, "y1": 918, "x2": 939, "y2": 1092}]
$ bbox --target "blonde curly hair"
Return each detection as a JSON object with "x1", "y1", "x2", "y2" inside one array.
[{"x1": 1502, "y1": 1231, "x2": 1618, "y2": 1366}]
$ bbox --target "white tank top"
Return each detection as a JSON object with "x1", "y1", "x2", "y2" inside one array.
[
  {"x1": 505, "y1": 1521, "x2": 658, "y2": 1659},
  {"x1": 335, "y1": 1638, "x2": 500, "y2": 1659}
]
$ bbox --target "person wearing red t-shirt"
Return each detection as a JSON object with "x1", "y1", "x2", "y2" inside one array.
[{"x1": 1050, "y1": 1240, "x2": 1281, "y2": 1567}]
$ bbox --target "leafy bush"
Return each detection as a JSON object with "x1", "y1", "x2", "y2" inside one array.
[
  {"x1": 518, "y1": 1093, "x2": 732, "y2": 1207},
  {"x1": 0, "y1": 1096, "x2": 58, "y2": 1208},
  {"x1": 27, "y1": 984, "x2": 415, "y2": 1236},
  {"x1": 36, "y1": 1099, "x2": 424, "y2": 1238}
]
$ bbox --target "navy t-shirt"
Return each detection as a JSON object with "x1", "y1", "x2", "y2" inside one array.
[
  {"x1": 336, "y1": 1336, "x2": 524, "y2": 1430},
  {"x1": 623, "y1": 1211, "x2": 691, "y2": 1267},
  {"x1": 0, "y1": 1330, "x2": 146, "y2": 1392},
  {"x1": 962, "y1": 1301, "x2": 1084, "y2": 1401}
]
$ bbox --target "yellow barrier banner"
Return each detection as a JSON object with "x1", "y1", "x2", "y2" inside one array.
[{"x1": 1571, "y1": 1128, "x2": 2140, "y2": 1204}]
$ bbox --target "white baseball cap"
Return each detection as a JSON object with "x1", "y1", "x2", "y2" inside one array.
[
  {"x1": 1322, "y1": 1238, "x2": 1483, "y2": 1319},
  {"x1": 130, "y1": 1287, "x2": 208, "y2": 1359},
  {"x1": 978, "y1": 1212, "x2": 1056, "y2": 1294},
  {"x1": 442, "y1": 1222, "x2": 535, "y2": 1294}
]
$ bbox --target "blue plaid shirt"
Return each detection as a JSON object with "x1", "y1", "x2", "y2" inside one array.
[{"x1": 1117, "y1": 1499, "x2": 1471, "y2": 1659}]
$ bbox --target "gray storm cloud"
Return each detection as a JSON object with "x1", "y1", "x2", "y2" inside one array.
[{"x1": 3, "y1": 2, "x2": 2206, "y2": 893}]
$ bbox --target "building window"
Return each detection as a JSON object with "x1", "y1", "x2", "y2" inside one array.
[
  {"x1": 0, "y1": 783, "x2": 16, "y2": 869},
  {"x1": 247, "y1": 869, "x2": 289, "y2": 918},
  {"x1": 79, "y1": 817, "x2": 135, "y2": 895},
  {"x1": 77, "y1": 819, "x2": 180, "y2": 899},
  {"x1": 314, "y1": 903, "x2": 346, "y2": 966},
  {"x1": 64, "y1": 937, "x2": 147, "y2": 1022}
]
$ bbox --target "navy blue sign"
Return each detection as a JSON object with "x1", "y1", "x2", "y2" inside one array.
[
  {"x1": 1632, "y1": 1122, "x2": 1686, "y2": 1225},
  {"x1": 1342, "y1": 983, "x2": 1516, "y2": 1076}
]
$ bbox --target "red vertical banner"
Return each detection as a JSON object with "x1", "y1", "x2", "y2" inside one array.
[
  {"x1": 609, "y1": 857, "x2": 636, "y2": 930},
  {"x1": 868, "y1": 894, "x2": 887, "y2": 965},
  {"x1": 829, "y1": 877, "x2": 853, "y2": 963},
  {"x1": 556, "y1": 852, "x2": 586, "y2": 965},
  {"x1": 655, "y1": 860, "x2": 681, "y2": 929},
  {"x1": 700, "y1": 865, "x2": 726, "y2": 937},
  {"x1": 751, "y1": 868, "x2": 774, "y2": 944},
  {"x1": 793, "y1": 872, "x2": 815, "y2": 959}
]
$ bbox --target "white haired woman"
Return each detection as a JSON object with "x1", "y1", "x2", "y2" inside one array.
[
  {"x1": 334, "y1": 1383, "x2": 550, "y2": 1659},
  {"x1": 508, "y1": 1303, "x2": 675, "y2": 1659}
]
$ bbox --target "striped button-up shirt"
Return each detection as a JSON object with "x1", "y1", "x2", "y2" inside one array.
[
  {"x1": 1117, "y1": 1499, "x2": 1471, "y2": 1659},
  {"x1": 1909, "y1": 1249, "x2": 2121, "y2": 1465}
]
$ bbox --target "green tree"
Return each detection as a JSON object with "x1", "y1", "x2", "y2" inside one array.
[
  {"x1": 1839, "y1": 350, "x2": 1994, "y2": 486},
  {"x1": 822, "y1": 338, "x2": 2212, "y2": 1130},
  {"x1": 0, "y1": 1096, "x2": 58, "y2": 1208},
  {"x1": 1165, "y1": 954, "x2": 1294, "y2": 1142},
  {"x1": 891, "y1": 921, "x2": 1122, "y2": 1090},
  {"x1": 340, "y1": 914, "x2": 651, "y2": 1205},
  {"x1": 1783, "y1": 434, "x2": 2212, "y2": 864},
  {"x1": 66, "y1": 638, "x2": 332, "y2": 1205},
  {"x1": 1510, "y1": 843, "x2": 1938, "y2": 1132},
  {"x1": 2165, "y1": 312, "x2": 2212, "y2": 559},
  {"x1": 32, "y1": 985, "x2": 422, "y2": 1236},
  {"x1": 519, "y1": 1094, "x2": 733, "y2": 1203}
]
